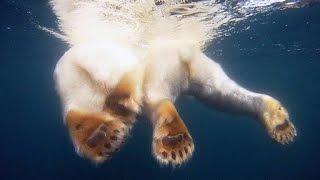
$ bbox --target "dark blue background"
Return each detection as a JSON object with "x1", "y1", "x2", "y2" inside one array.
[{"x1": 1, "y1": 1, "x2": 320, "y2": 179}]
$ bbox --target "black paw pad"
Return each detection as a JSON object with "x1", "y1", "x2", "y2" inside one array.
[
  {"x1": 99, "y1": 124, "x2": 108, "y2": 132},
  {"x1": 275, "y1": 120, "x2": 289, "y2": 131},
  {"x1": 110, "y1": 136, "x2": 118, "y2": 141},
  {"x1": 104, "y1": 143, "x2": 111, "y2": 149},
  {"x1": 85, "y1": 124, "x2": 108, "y2": 148},
  {"x1": 184, "y1": 147, "x2": 188, "y2": 153},
  {"x1": 171, "y1": 152, "x2": 176, "y2": 160},
  {"x1": 178, "y1": 150, "x2": 183, "y2": 158},
  {"x1": 162, "y1": 151, "x2": 168, "y2": 158},
  {"x1": 162, "y1": 134, "x2": 183, "y2": 146},
  {"x1": 86, "y1": 131, "x2": 107, "y2": 148}
]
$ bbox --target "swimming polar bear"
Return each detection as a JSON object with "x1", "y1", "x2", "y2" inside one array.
[{"x1": 51, "y1": 0, "x2": 297, "y2": 166}]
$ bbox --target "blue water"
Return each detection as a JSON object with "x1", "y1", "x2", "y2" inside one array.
[{"x1": 1, "y1": 1, "x2": 320, "y2": 179}]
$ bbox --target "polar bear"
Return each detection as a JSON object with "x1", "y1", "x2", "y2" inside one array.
[{"x1": 51, "y1": 0, "x2": 297, "y2": 166}]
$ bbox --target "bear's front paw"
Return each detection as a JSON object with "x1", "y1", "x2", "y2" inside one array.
[
  {"x1": 152, "y1": 100, "x2": 194, "y2": 166},
  {"x1": 153, "y1": 131, "x2": 194, "y2": 166}
]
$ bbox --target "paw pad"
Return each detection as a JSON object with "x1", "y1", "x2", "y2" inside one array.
[
  {"x1": 66, "y1": 111, "x2": 130, "y2": 163},
  {"x1": 162, "y1": 134, "x2": 183, "y2": 146},
  {"x1": 269, "y1": 120, "x2": 297, "y2": 144},
  {"x1": 154, "y1": 132, "x2": 194, "y2": 166}
]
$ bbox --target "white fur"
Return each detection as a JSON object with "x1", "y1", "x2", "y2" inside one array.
[
  {"x1": 50, "y1": 0, "x2": 296, "y2": 165},
  {"x1": 51, "y1": 0, "x2": 268, "y2": 121},
  {"x1": 49, "y1": 0, "x2": 225, "y2": 48},
  {"x1": 54, "y1": 40, "x2": 142, "y2": 116}
]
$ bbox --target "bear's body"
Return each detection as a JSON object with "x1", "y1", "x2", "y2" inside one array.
[{"x1": 51, "y1": 0, "x2": 297, "y2": 166}]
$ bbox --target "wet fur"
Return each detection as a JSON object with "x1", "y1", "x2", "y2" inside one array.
[{"x1": 52, "y1": 0, "x2": 297, "y2": 166}]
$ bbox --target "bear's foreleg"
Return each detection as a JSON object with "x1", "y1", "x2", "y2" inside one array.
[
  {"x1": 147, "y1": 100, "x2": 194, "y2": 166},
  {"x1": 143, "y1": 47, "x2": 195, "y2": 166}
]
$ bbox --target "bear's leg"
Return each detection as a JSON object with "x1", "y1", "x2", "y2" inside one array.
[
  {"x1": 65, "y1": 76, "x2": 139, "y2": 163},
  {"x1": 188, "y1": 52, "x2": 297, "y2": 144},
  {"x1": 54, "y1": 48, "x2": 138, "y2": 163},
  {"x1": 147, "y1": 100, "x2": 194, "y2": 166},
  {"x1": 143, "y1": 45, "x2": 194, "y2": 166}
]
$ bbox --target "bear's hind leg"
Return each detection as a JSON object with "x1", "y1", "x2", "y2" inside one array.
[
  {"x1": 259, "y1": 96, "x2": 297, "y2": 144},
  {"x1": 188, "y1": 52, "x2": 297, "y2": 144},
  {"x1": 65, "y1": 75, "x2": 139, "y2": 163},
  {"x1": 54, "y1": 48, "x2": 139, "y2": 163},
  {"x1": 150, "y1": 100, "x2": 194, "y2": 166}
]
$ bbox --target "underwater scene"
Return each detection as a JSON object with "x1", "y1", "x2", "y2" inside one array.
[{"x1": 1, "y1": 0, "x2": 320, "y2": 179}]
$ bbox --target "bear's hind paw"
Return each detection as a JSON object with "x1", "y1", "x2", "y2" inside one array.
[
  {"x1": 66, "y1": 110, "x2": 129, "y2": 163},
  {"x1": 269, "y1": 120, "x2": 297, "y2": 145}
]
